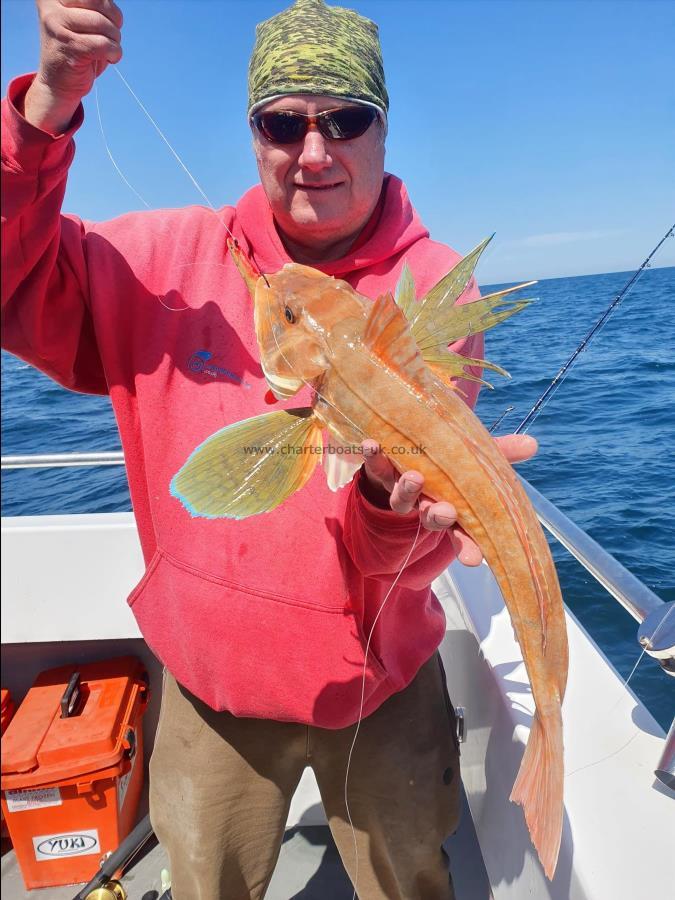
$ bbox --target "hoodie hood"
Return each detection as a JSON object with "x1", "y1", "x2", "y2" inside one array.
[{"x1": 234, "y1": 174, "x2": 430, "y2": 278}]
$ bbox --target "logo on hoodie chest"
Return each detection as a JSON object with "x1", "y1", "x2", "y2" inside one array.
[{"x1": 187, "y1": 350, "x2": 252, "y2": 388}]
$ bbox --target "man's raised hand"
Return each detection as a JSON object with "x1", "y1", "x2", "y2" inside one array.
[{"x1": 25, "y1": 0, "x2": 124, "y2": 134}]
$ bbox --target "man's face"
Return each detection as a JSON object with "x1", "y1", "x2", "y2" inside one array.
[{"x1": 252, "y1": 94, "x2": 386, "y2": 260}]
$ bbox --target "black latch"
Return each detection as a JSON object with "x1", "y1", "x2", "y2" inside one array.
[{"x1": 60, "y1": 671, "x2": 81, "y2": 718}]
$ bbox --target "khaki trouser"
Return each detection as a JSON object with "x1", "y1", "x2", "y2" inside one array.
[{"x1": 149, "y1": 654, "x2": 461, "y2": 900}]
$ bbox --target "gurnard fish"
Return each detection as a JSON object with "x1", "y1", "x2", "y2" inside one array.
[{"x1": 171, "y1": 237, "x2": 569, "y2": 879}]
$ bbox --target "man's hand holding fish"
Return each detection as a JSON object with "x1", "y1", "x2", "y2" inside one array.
[{"x1": 360, "y1": 435, "x2": 538, "y2": 557}]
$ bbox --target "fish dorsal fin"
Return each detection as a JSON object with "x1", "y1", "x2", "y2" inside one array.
[
  {"x1": 424, "y1": 348, "x2": 510, "y2": 389},
  {"x1": 394, "y1": 262, "x2": 417, "y2": 319},
  {"x1": 363, "y1": 292, "x2": 428, "y2": 385},
  {"x1": 408, "y1": 236, "x2": 493, "y2": 340},
  {"x1": 413, "y1": 283, "x2": 535, "y2": 353}
]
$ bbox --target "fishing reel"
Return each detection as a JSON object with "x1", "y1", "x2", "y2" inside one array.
[{"x1": 83, "y1": 881, "x2": 126, "y2": 900}]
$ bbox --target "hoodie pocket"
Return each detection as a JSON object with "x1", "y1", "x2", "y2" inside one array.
[{"x1": 126, "y1": 547, "x2": 389, "y2": 728}]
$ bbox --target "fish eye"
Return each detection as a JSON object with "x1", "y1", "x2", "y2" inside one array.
[{"x1": 284, "y1": 306, "x2": 295, "y2": 324}]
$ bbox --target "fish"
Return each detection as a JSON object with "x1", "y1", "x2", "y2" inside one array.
[{"x1": 171, "y1": 237, "x2": 569, "y2": 879}]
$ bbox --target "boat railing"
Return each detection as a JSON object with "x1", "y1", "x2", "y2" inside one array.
[
  {"x1": 2, "y1": 450, "x2": 673, "y2": 785},
  {"x1": 1, "y1": 451, "x2": 125, "y2": 468},
  {"x1": 518, "y1": 478, "x2": 666, "y2": 628}
]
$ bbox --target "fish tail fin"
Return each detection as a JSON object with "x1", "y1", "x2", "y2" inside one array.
[{"x1": 510, "y1": 707, "x2": 564, "y2": 881}]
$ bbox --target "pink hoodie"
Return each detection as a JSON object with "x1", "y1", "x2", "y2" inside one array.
[{"x1": 2, "y1": 74, "x2": 483, "y2": 728}]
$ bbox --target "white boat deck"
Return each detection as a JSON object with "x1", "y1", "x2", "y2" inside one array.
[
  {"x1": 2, "y1": 513, "x2": 673, "y2": 899},
  {"x1": 0, "y1": 792, "x2": 491, "y2": 899},
  {"x1": 0, "y1": 514, "x2": 493, "y2": 899}
]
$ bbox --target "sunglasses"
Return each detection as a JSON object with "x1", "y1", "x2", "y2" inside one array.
[{"x1": 251, "y1": 106, "x2": 379, "y2": 144}]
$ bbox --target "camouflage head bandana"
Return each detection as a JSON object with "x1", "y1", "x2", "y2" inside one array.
[{"x1": 248, "y1": 0, "x2": 389, "y2": 117}]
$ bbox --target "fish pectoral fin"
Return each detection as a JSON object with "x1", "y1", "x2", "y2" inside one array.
[
  {"x1": 363, "y1": 292, "x2": 428, "y2": 385},
  {"x1": 171, "y1": 408, "x2": 323, "y2": 519}
]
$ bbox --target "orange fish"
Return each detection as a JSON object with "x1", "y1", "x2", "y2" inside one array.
[{"x1": 172, "y1": 238, "x2": 569, "y2": 879}]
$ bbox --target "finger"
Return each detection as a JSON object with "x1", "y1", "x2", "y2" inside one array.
[
  {"x1": 389, "y1": 471, "x2": 424, "y2": 514},
  {"x1": 361, "y1": 440, "x2": 396, "y2": 493},
  {"x1": 494, "y1": 433, "x2": 538, "y2": 464},
  {"x1": 62, "y1": 8, "x2": 122, "y2": 44},
  {"x1": 59, "y1": 33, "x2": 122, "y2": 64},
  {"x1": 418, "y1": 499, "x2": 458, "y2": 532},
  {"x1": 450, "y1": 526, "x2": 483, "y2": 566},
  {"x1": 60, "y1": 0, "x2": 124, "y2": 29}
]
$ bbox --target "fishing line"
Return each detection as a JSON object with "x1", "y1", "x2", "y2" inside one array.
[
  {"x1": 257, "y1": 243, "x2": 444, "y2": 900},
  {"x1": 94, "y1": 76, "x2": 151, "y2": 211},
  {"x1": 499, "y1": 223, "x2": 675, "y2": 436},
  {"x1": 615, "y1": 602, "x2": 673, "y2": 697},
  {"x1": 112, "y1": 65, "x2": 271, "y2": 287},
  {"x1": 483, "y1": 227, "x2": 674, "y2": 771},
  {"x1": 94, "y1": 64, "x2": 270, "y2": 288},
  {"x1": 94, "y1": 65, "x2": 191, "y2": 310},
  {"x1": 93, "y1": 72, "x2": 189, "y2": 311},
  {"x1": 258, "y1": 232, "x2": 441, "y2": 900},
  {"x1": 345, "y1": 512, "x2": 423, "y2": 900},
  {"x1": 489, "y1": 405, "x2": 514, "y2": 433},
  {"x1": 111, "y1": 66, "x2": 233, "y2": 239},
  {"x1": 564, "y1": 590, "x2": 674, "y2": 779}
]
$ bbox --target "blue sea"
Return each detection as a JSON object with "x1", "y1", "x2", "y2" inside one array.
[{"x1": 2, "y1": 266, "x2": 674, "y2": 729}]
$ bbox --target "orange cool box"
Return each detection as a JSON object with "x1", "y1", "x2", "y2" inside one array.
[
  {"x1": 0, "y1": 657, "x2": 148, "y2": 890},
  {"x1": 1, "y1": 688, "x2": 17, "y2": 837}
]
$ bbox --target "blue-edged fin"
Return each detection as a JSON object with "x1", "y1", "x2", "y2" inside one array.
[{"x1": 171, "y1": 408, "x2": 323, "y2": 519}]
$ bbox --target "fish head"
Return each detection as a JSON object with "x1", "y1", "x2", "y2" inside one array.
[{"x1": 252, "y1": 262, "x2": 367, "y2": 400}]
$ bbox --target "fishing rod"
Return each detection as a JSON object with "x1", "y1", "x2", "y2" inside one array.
[{"x1": 491, "y1": 223, "x2": 675, "y2": 435}]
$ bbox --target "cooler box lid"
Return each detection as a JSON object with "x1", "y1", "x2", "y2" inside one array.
[
  {"x1": 1, "y1": 657, "x2": 147, "y2": 785},
  {"x1": 1, "y1": 689, "x2": 15, "y2": 735}
]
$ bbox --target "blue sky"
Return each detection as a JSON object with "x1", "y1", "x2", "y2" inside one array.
[{"x1": 2, "y1": 0, "x2": 674, "y2": 283}]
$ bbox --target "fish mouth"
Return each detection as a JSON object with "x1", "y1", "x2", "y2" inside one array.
[{"x1": 261, "y1": 362, "x2": 304, "y2": 400}]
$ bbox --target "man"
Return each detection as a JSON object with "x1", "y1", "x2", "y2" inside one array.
[{"x1": 2, "y1": 0, "x2": 536, "y2": 897}]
